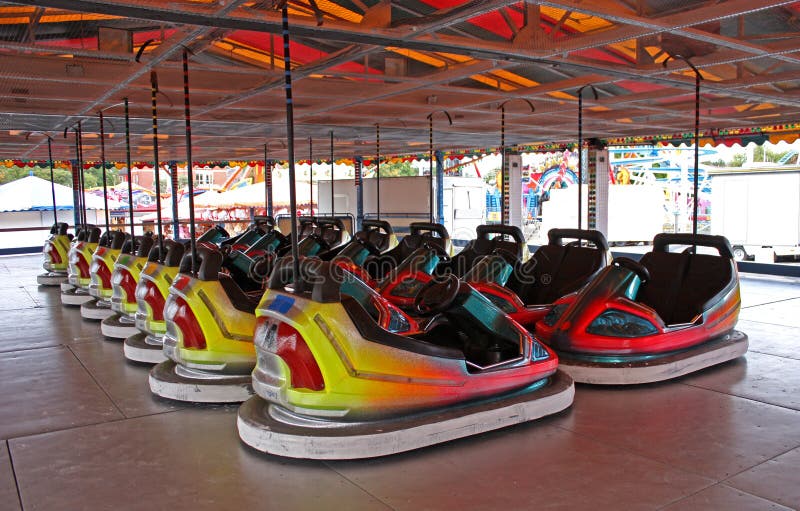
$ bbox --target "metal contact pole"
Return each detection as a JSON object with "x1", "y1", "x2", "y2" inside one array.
[
  {"x1": 264, "y1": 144, "x2": 272, "y2": 216},
  {"x1": 376, "y1": 124, "x2": 380, "y2": 220},
  {"x1": 428, "y1": 114, "x2": 433, "y2": 222},
  {"x1": 150, "y1": 71, "x2": 165, "y2": 259},
  {"x1": 500, "y1": 105, "x2": 505, "y2": 225},
  {"x1": 692, "y1": 70, "x2": 701, "y2": 239},
  {"x1": 425, "y1": 111, "x2": 452, "y2": 224},
  {"x1": 576, "y1": 85, "x2": 597, "y2": 231},
  {"x1": 47, "y1": 137, "x2": 57, "y2": 224},
  {"x1": 183, "y1": 49, "x2": 198, "y2": 276},
  {"x1": 99, "y1": 111, "x2": 110, "y2": 232},
  {"x1": 282, "y1": 5, "x2": 301, "y2": 283},
  {"x1": 124, "y1": 98, "x2": 135, "y2": 238},
  {"x1": 663, "y1": 56, "x2": 703, "y2": 247},
  {"x1": 72, "y1": 129, "x2": 83, "y2": 228},
  {"x1": 77, "y1": 122, "x2": 87, "y2": 227}
]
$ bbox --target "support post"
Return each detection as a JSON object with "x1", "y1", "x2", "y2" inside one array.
[
  {"x1": 592, "y1": 148, "x2": 609, "y2": 238},
  {"x1": 506, "y1": 152, "x2": 523, "y2": 230},
  {"x1": 435, "y1": 150, "x2": 444, "y2": 225},
  {"x1": 354, "y1": 156, "x2": 364, "y2": 232},
  {"x1": 124, "y1": 98, "x2": 135, "y2": 237},
  {"x1": 99, "y1": 111, "x2": 110, "y2": 232},
  {"x1": 71, "y1": 159, "x2": 81, "y2": 228},
  {"x1": 170, "y1": 161, "x2": 179, "y2": 239}
]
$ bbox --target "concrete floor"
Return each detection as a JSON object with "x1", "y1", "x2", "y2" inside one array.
[{"x1": 1, "y1": 254, "x2": 799, "y2": 511}]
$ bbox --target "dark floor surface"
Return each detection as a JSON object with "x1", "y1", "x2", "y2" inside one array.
[{"x1": 1, "y1": 254, "x2": 799, "y2": 511}]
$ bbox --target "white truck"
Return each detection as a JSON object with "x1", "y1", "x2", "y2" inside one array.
[{"x1": 710, "y1": 166, "x2": 800, "y2": 261}]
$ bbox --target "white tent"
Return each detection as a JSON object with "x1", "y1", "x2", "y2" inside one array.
[
  {"x1": 0, "y1": 175, "x2": 122, "y2": 212},
  {"x1": 139, "y1": 200, "x2": 192, "y2": 222}
]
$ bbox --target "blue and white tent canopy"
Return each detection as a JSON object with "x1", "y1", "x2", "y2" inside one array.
[{"x1": 0, "y1": 175, "x2": 121, "y2": 212}]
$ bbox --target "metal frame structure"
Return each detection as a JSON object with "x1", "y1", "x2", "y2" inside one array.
[{"x1": 0, "y1": 1, "x2": 799, "y2": 161}]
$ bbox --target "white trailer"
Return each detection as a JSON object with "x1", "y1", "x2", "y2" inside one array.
[
  {"x1": 710, "y1": 167, "x2": 800, "y2": 261},
  {"x1": 317, "y1": 175, "x2": 486, "y2": 240},
  {"x1": 541, "y1": 184, "x2": 666, "y2": 245}
]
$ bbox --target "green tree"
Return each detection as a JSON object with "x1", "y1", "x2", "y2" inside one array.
[
  {"x1": 0, "y1": 165, "x2": 73, "y2": 186},
  {"x1": 766, "y1": 148, "x2": 788, "y2": 163},
  {"x1": 728, "y1": 153, "x2": 746, "y2": 167},
  {"x1": 373, "y1": 161, "x2": 418, "y2": 177},
  {"x1": 82, "y1": 165, "x2": 120, "y2": 189}
]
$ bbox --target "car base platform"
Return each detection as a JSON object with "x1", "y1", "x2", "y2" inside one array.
[
  {"x1": 80, "y1": 299, "x2": 114, "y2": 320},
  {"x1": 123, "y1": 332, "x2": 167, "y2": 364},
  {"x1": 149, "y1": 359, "x2": 253, "y2": 403},
  {"x1": 37, "y1": 272, "x2": 67, "y2": 286},
  {"x1": 555, "y1": 330, "x2": 748, "y2": 385},
  {"x1": 60, "y1": 287, "x2": 94, "y2": 306},
  {"x1": 237, "y1": 370, "x2": 574, "y2": 460},
  {"x1": 100, "y1": 313, "x2": 138, "y2": 339}
]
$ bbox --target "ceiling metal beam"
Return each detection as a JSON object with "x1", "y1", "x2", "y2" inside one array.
[{"x1": 8, "y1": 0, "x2": 800, "y2": 109}]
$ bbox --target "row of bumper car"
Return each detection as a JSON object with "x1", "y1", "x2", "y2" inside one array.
[{"x1": 40, "y1": 219, "x2": 747, "y2": 459}]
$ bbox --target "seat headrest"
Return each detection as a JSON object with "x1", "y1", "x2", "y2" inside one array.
[
  {"x1": 547, "y1": 228, "x2": 609, "y2": 251},
  {"x1": 136, "y1": 235, "x2": 155, "y2": 258},
  {"x1": 409, "y1": 222, "x2": 449, "y2": 240},
  {"x1": 476, "y1": 224, "x2": 525, "y2": 245},
  {"x1": 180, "y1": 243, "x2": 223, "y2": 280},
  {"x1": 652, "y1": 233, "x2": 734, "y2": 259},
  {"x1": 109, "y1": 231, "x2": 129, "y2": 250}
]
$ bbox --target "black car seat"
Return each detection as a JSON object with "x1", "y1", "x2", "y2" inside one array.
[
  {"x1": 508, "y1": 228, "x2": 610, "y2": 305},
  {"x1": 109, "y1": 230, "x2": 130, "y2": 251},
  {"x1": 180, "y1": 243, "x2": 262, "y2": 314},
  {"x1": 365, "y1": 222, "x2": 450, "y2": 279},
  {"x1": 147, "y1": 238, "x2": 185, "y2": 266},
  {"x1": 448, "y1": 224, "x2": 526, "y2": 277},
  {"x1": 638, "y1": 233, "x2": 736, "y2": 325},
  {"x1": 359, "y1": 220, "x2": 395, "y2": 253},
  {"x1": 85, "y1": 226, "x2": 102, "y2": 244},
  {"x1": 316, "y1": 217, "x2": 349, "y2": 250},
  {"x1": 132, "y1": 234, "x2": 155, "y2": 257}
]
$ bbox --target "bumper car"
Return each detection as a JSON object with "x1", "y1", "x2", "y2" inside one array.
[
  {"x1": 122, "y1": 239, "x2": 185, "y2": 364},
  {"x1": 37, "y1": 222, "x2": 72, "y2": 286},
  {"x1": 295, "y1": 217, "x2": 351, "y2": 257},
  {"x1": 328, "y1": 219, "x2": 397, "y2": 258},
  {"x1": 61, "y1": 226, "x2": 101, "y2": 306},
  {"x1": 467, "y1": 228, "x2": 611, "y2": 329},
  {"x1": 535, "y1": 233, "x2": 748, "y2": 385},
  {"x1": 223, "y1": 218, "x2": 289, "y2": 288},
  {"x1": 445, "y1": 224, "x2": 528, "y2": 277},
  {"x1": 364, "y1": 222, "x2": 452, "y2": 280},
  {"x1": 237, "y1": 259, "x2": 574, "y2": 459},
  {"x1": 321, "y1": 219, "x2": 398, "y2": 285},
  {"x1": 59, "y1": 226, "x2": 85, "y2": 293},
  {"x1": 150, "y1": 219, "x2": 351, "y2": 403},
  {"x1": 100, "y1": 234, "x2": 155, "y2": 339},
  {"x1": 122, "y1": 225, "x2": 244, "y2": 362},
  {"x1": 81, "y1": 231, "x2": 130, "y2": 320}
]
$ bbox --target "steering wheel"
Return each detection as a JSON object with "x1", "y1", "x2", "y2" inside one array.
[
  {"x1": 413, "y1": 274, "x2": 461, "y2": 316},
  {"x1": 613, "y1": 257, "x2": 651, "y2": 283},
  {"x1": 422, "y1": 242, "x2": 450, "y2": 263}
]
